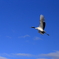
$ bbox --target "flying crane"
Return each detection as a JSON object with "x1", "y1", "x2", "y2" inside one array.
[{"x1": 31, "y1": 15, "x2": 49, "y2": 36}]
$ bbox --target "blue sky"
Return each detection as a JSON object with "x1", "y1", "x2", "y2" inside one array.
[{"x1": 0, "y1": 0, "x2": 59, "y2": 59}]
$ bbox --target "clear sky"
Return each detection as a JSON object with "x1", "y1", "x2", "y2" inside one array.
[{"x1": 0, "y1": 0, "x2": 59, "y2": 59}]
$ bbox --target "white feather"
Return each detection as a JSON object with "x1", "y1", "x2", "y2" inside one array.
[{"x1": 35, "y1": 27, "x2": 43, "y2": 31}]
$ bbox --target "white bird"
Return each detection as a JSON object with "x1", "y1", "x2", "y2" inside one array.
[{"x1": 31, "y1": 15, "x2": 49, "y2": 36}]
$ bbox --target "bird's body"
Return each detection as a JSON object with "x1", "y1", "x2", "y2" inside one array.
[
  {"x1": 35, "y1": 27, "x2": 45, "y2": 34},
  {"x1": 35, "y1": 27, "x2": 44, "y2": 31},
  {"x1": 31, "y1": 15, "x2": 49, "y2": 36}
]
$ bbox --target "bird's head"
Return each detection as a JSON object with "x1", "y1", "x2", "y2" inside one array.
[{"x1": 31, "y1": 26, "x2": 35, "y2": 28}]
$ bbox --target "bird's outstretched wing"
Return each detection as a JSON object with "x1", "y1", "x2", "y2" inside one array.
[{"x1": 39, "y1": 15, "x2": 46, "y2": 30}]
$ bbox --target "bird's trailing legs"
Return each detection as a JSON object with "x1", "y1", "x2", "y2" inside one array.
[{"x1": 45, "y1": 32, "x2": 49, "y2": 36}]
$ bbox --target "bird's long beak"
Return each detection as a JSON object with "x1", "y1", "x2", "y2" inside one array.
[{"x1": 31, "y1": 27, "x2": 35, "y2": 28}]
